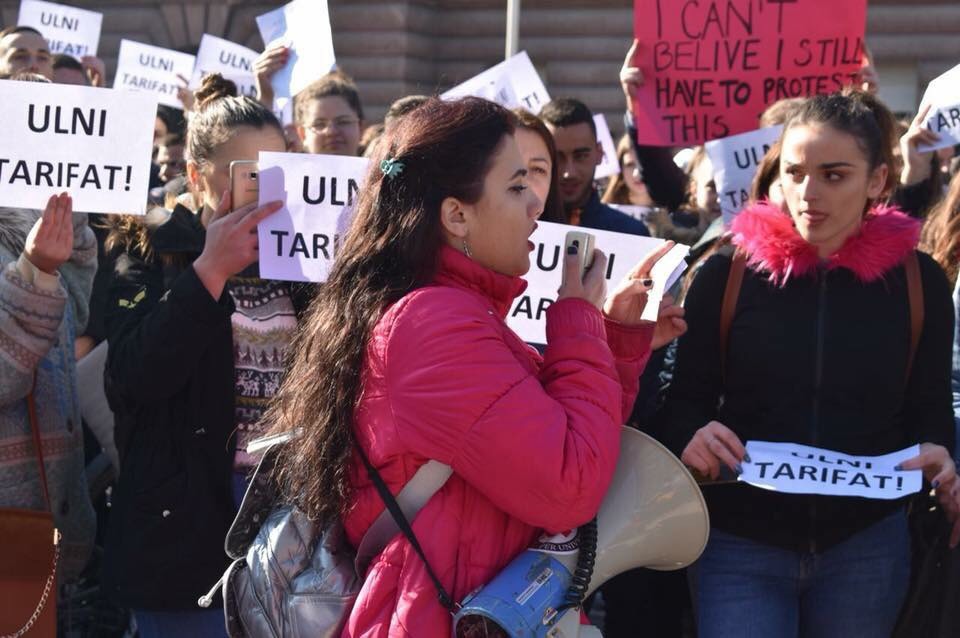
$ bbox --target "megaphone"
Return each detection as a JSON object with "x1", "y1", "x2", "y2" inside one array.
[{"x1": 453, "y1": 427, "x2": 710, "y2": 637}]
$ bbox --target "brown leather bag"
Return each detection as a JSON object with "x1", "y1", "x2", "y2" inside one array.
[{"x1": 0, "y1": 384, "x2": 60, "y2": 638}]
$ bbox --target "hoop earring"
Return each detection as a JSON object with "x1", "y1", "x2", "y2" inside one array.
[{"x1": 462, "y1": 239, "x2": 473, "y2": 259}]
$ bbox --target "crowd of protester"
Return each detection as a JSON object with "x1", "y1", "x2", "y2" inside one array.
[{"x1": 1, "y1": 14, "x2": 960, "y2": 638}]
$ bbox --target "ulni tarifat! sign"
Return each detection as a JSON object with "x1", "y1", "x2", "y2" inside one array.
[
  {"x1": 257, "y1": 151, "x2": 368, "y2": 283},
  {"x1": 0, "y1": 81, "x2": 155, "y2": 214}
]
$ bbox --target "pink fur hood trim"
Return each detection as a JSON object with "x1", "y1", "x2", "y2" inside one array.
[{"x1": 729, "y1": 202, "x2": 921, "y2": 285}]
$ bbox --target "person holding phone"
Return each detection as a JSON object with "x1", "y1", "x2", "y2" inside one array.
[
  {"x1": 100, "y1": 74, "x2": 306, "y2": 638},
  {"x1": 262, "y1": 97, "x2": 686, "y2": 636},
  {"x1": 662, "y1": 90, "x2": 960, "y2": 637}
]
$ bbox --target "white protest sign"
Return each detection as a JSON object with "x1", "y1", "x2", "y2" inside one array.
[
  {"x1": 739, "y1": 441, "x2": 922, "y2": 500},
  {"x1": 257, "y1": 151, "x2": 368, "y2": 282},
  {"x1": 190, "y1": 34, "x2": 259, "y2": 99},
  {"x1": 114, "y1": 40, "x2": 195, "y2": 110},
  {"x1": 0, "y1": 81, "x2": 154, "y2": 214},
  {"x1": 918, "y1": 63, "x2": 960, "y2": 153},
  {"x1": 594, "y1": 114, "x2": 620, "y2": 180},
  {"x1": 256, "y1": 0, "x2": 336, "y2": 100},
  {"x1": 509, "y1": 222, "x2": 686, "y2": 344},
  {"x1": 705, "y1": 125, "x2": 783, "y2": 223},
  {"x1": 18, "y1": 0, "x2": 101, "y2": 58},
  {"x1": 641, "y1": 243, "x2": 689, "y2": 322},
  {"x1": 442, "y1": 51, "x2": 550, "y2": 114}
]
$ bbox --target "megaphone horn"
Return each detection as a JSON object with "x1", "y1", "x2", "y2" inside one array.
[
  {"x1": 454, "y1": 426, "x2": 710, "y2": 637},
  {"x1": 588, "y1": 426, "x2": 710, "y2": 590}
]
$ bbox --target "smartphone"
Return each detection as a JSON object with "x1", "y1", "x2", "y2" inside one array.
[
  {"x1": 230, "y1": 160, "x2": 259, "y2": 210},
  {"x1": 564, "y1": 230, "x2": 596, "y2": 279}
]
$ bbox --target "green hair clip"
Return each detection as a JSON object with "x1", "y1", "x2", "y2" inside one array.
[{"x1": 380, "y1": 157, "x2": 405, "y2": 180}]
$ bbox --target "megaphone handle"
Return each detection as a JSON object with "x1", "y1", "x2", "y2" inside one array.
[{"x1": 555, "y1": 518, "x2": 599, "y2": 615}]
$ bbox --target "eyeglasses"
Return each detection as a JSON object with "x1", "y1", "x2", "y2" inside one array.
[{"x1": 305, "y1": 117, "x2": 359, "y2": 133}]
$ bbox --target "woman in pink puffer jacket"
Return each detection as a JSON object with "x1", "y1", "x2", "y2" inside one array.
[{"x1": 266, "y1": 97, "x2": 682, "y2": 636}]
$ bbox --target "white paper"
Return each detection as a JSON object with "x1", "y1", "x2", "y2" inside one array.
[
  {"x1": 0, "y1": 80, "x2": 154, "y2": 214},
  {"x1": 739, "y1": 441, "x2": 922, "y2": 500},
  {"x1": 256, "y1": 0, "x2": 336, "y2": 100},
  {"x1": 257, "y1": 151, "x2": 369, "y2": 282},
  {"x1": 705, "y1": 125, "x2": 783, "y2": 223},
  {"x1": 442, "y1": 51, "x2": 550, "y2": 114},
  {"x1": 190, "y1": 34, "x2": 259, "y2": 99},
  {"x1": 18, "y1": 0, "x2": 101, "y2": 58},
  {"x1": 920, "y1": 101, "x2": 960, "y2": 153},
  {"x1": 113, "y1": 40, "x2": 195, "y2": 110},
  {"x1": 640, "y1": 243, "x2": 689, "y2": 322},
  {"x1": 594, "y1": 114, "x2": 620, "y2": 180},
  {"x1": 509, "y1": 222, "x2": 683, "y2": 344},
  {"x1": 918, "y1": 63, "x2": 960, "y2": 153},
  {"x1": 273, "y1": 97, "x2": 294, "y2": 126}
]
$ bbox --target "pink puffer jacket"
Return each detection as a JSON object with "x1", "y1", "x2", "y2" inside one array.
[{"x1": 342, "y1": 245, "x2": 654, "y2": 636}]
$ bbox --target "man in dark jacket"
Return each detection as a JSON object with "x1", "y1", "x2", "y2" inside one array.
[{"x1": 540, "y1": 98, "x2": 650, "y2": 236}]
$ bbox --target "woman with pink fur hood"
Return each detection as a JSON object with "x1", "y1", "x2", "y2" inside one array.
[{"x1": 661, "y1": 91, "x2": 959, "y2": 638}]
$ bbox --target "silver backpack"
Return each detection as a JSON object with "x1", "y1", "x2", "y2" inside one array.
[{"x1": 200, "y1": 435, "x2": 453, "y2": 637}]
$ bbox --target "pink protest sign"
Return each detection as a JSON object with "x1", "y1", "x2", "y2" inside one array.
[{"x1": 633, "y1": 0, "x2": 867, "y2": 146}]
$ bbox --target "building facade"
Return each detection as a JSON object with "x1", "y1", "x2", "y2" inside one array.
[{"x1": 1, "y1": 0, "x2": 957, "y2": 136}]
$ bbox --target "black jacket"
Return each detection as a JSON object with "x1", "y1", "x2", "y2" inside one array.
[
  {"x1": 660, "y1": 205, "x2": 955, "y2": 552},
  {"x1": 579, "y1": 191, "x2": 651, "y2": 236},
  {"x1": 101, "y1": 206, "x2": 312, "y2": 609}
]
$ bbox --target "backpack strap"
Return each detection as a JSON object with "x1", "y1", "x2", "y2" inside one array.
[
  {"x1": 904, "y1": 251, "x2": 924, "y2": 384},
  {"x1": 354, "y1": 459, "x2": 452, "y2": 575},
  {"x1": 719, "y1": 252, "x2": 746, "y2": 383},
  {"x1": 356, "y1": 446, "x2": 459, "y2": 613}
]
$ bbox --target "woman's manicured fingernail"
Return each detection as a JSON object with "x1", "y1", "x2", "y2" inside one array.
[
  {"x1": 894, "y1": 464, "x2": 903, "y2": 471},
  {"x1": 735, "y1": 464, "x2": 744, "y2": 475},
  {"x1": 640, "y1": 278, "x2": 653, "y2": 287},
  {"x1": 743, "y1": 453, "x2": 752, "y2": 463},
  {"x1": 567, "y1": 245, "x2": 578, "y2": 255},
  {"x1": 933, "y1": 479, "x2": 941, "y2": 488}
]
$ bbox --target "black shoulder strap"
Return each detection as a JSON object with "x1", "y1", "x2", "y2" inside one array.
[{"x1": 356, "y1": 446, "x2": 459, "y2": 614}]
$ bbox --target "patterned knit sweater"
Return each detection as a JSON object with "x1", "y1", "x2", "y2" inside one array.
[
  {"x1": 0, "y1": 208, "x2": 97, "y2": 580},
  {"x1": 227, "y1": 276, "x2": 297, "y2": 470}
]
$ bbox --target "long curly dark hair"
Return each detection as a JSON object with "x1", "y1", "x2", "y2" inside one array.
[{"x1": 265, "y1": 97, "x2": 517, "y2": 524}]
